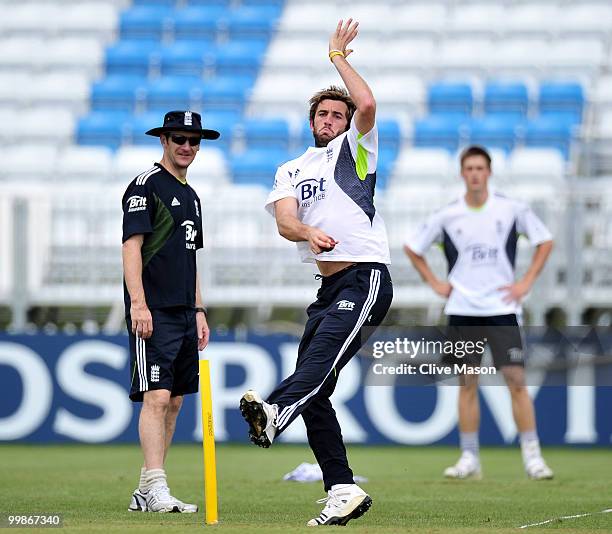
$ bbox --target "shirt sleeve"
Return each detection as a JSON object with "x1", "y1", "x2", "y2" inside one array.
[
  {"x1": 264, "y1": 164, "x2": 297, "y2": 216},
  {"x1": 404, "y1": 210, "x2": 444, "y2": 256},
  {"x1": 516, "y1": 202, "x2": 553, "y2": 245},
  {"x1": 121, "y1": 180, "x2": 155, "y2": 243},
  {"x1": 346, "y1": 115, "x2": 378, "y2": 180}
]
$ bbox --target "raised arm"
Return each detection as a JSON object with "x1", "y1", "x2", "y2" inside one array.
[
  {"x1": 329, "y1": 19, "x2": 376, "y2": 134},
  {"x1": 274, "y1": 197, "x2": 337, "y2": 254}
]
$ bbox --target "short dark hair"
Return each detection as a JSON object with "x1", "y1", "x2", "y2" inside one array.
[
  {"x1": 460, "y1": 145, "x2": 492, "y2": 169},
  {"x1": 309, "y1": 85, "x2": 356, "y2": 125}
]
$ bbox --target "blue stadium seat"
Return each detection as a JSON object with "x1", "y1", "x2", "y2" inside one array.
[
  {"x1": 376, "y1": 148, "x2": 397, "y2": 190},
  {"x1": 77, "y1": 112, "x2": 129, "y2": 149},
  {"x1": 173, "y1": 6, "x2": 225, "y2": 41},
  {"x1": 91, "y1": 76, "x2": 145, "y2": 112},
  {"x1": 230, "y1": 149, "x2": 288, "y2": 185},
  {"x1": 240, "y1": 118, "x2": 290, "y2": 151},
  {"x1": 226, "y1": 7, "x2": 282, "y2": 40},
  {"x1": 201, "y1": 76, "x2": 252, "y2": 113},
  {"x1": 127, "y1": 112, "x2": 167, "y2": 145},
  {"x1": 428, "y1": 82, "x2": 473, "y2": 115},
  {"x1": 467, "y1": 115, "x2": 523, "y2": 153},
  {"x1": 484, "y1": 81, "x2": 529, "y2": 118},
  {"x1": 159, "y1": 42, "x2": 209, "y2": 77},
  {"x1": 204, "y1": 111, "x2": 240, "y2": 152},
  {"x1": 105, "y1": 41, "x2": 158, "y2": 77},
  {"x1": 413, "y1": 114, "x2": 467, "y2": 152},
  {"x1": 241, "y1": 0, "x2": 285, "y2": 5},
  {"x1": 120, "y1": 6, "x2": 173, "y2": 41},
  {"x1": 212, "y1": 40, "x2": 267, "y2": 77},
  {"x1": 187, "y1": 0, "x2": 232, "y2": 5},
  {"x1": 300, "y1": 122, "x2": 314, "y2": 148},
  {"x1": 539, "y1": 81, "x2": 584, "y2": 122},
  {"x1": 378, "y1": 119, "x2": 402, "y2": 156},
  {"x1": 481, "y1": 110, "x2": 527, "y2": 123},
  {"x1": 524, "y1": 115, "x2": 575, "y2": 159},
  {"x1": 133, "y1": 0, "x2": 176, "y2": 6},
  {"x1": 144, "y1": 76, "x2": 202, "y2": 112},
  {"x1": 536, "y1": 111, "x2": 581, "y2": 126}
]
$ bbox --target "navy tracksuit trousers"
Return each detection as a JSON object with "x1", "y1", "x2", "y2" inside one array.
[{"x1": 267, "y1": 263, "x2": 393, "y2": 490}]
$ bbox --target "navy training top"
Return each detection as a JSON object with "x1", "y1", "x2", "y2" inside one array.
[{"x1": 121, "y1": 163, "x2": 203, "y2": 313}]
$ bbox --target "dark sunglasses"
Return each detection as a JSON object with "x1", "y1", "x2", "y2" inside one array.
[{"x1": 169, "y1": 134, "x2": 201, "y2": 146}]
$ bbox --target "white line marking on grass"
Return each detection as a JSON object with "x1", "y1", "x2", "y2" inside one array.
[{"x1": 519, "y1": 509, "x2": 612, "y2": 529}]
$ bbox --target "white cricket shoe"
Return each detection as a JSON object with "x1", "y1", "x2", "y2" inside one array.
[
  {"x1": 525, "y1": 457, "x2": 554, "y2": 480},
  {"x1": 239, "y1": 390, "x2": 277, "y2": 448},
  {"x1": 145, "y1": 484, "x2": 198, "y2": 513},
  {"x1": 128, "y1": 489, "x2": 147, "y2": 512},
  {"x1": 307, "y1": 484, "x2": 372, "y2": 527},
  {"x1": 443, "y1": 451, "x2": 482, "y2": 479}
]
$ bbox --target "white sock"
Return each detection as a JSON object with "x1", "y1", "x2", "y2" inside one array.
[
  {"x1": 138, "y1": 467, "x2": 147, "y2": 492},
  {"x1": 143, "y1": 468, "x2": 167, "y2": 491},
  {"x1": 520, "y1": 431, "x2": 542, "y2": 464},
  {"x1": 460, "y1": 432, "x2": 480, "y2": 460}
]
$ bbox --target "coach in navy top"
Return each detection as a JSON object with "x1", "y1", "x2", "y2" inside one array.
[{"x1": 121, "y1": 110, "x2": 218, "y2": 514}]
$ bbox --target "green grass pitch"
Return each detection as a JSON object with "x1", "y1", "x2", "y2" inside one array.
[{"x1": 1, "y1": 444, "x2": 610, "y2": 533}]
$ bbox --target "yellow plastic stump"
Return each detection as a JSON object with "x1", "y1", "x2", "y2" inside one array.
[{"x1": 199, "y1": 359, "x2": 218, "y2": 525}]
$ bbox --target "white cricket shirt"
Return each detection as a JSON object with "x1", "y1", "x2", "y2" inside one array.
[
  {"x1": 405, "y1": 192, "x2": 552, "y2": 316},
  {"x1": 265, "y1": 116, "x2": 391, "y2": 265}
]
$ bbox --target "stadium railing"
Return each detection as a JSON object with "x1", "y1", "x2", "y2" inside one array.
[{"x1": 0, "y1": 178, "x2": 599, "y2": 327}]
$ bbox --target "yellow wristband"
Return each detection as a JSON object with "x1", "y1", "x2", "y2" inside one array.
[{"x1": 329, "y1": 49, "x2": 345, "y2": 62}]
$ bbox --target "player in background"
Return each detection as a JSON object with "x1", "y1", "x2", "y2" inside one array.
[
  {"x1": 239, "y1": 19, "x2": 393, "y2": 526},
  {"x1": 404, "y1": 146, "x2": 554, "y2": 480},
  {"x1": 122, "y1": 111, "x2": 216, "y2": 512}
]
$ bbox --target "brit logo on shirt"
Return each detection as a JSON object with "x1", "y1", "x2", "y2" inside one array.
[
  {"x1": 126, "y1": 195, "x2": 147, "y2": 213},
  {"x1": 182, "y1": 220, "x2": 198, "y2": 250},
  {"x1": 297, "y1": 178, "x2": 326, "y2": 208},
  {"x1": 467, "y1": 243, "x2": 499, "y2": 265},
  {"x1": 326, "y1": 148, "x2": 333, "y2": 162}
]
